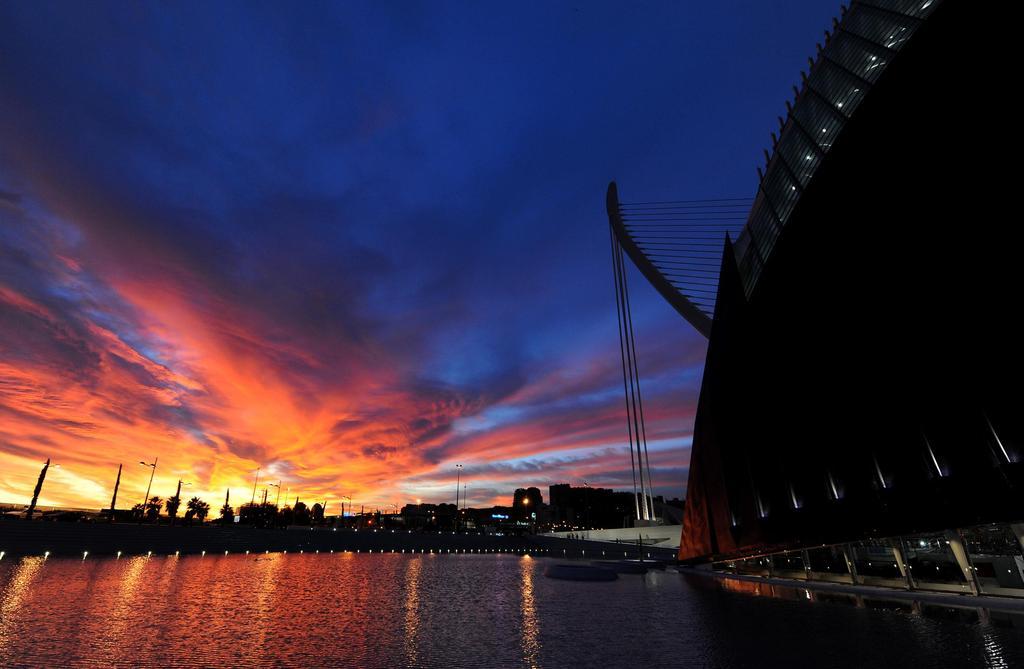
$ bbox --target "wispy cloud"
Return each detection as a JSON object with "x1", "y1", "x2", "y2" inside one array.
[{"x1": 0, "y1": 1, "x2": 833, "y2": 510}]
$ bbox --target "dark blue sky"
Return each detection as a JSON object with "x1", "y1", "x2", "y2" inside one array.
[{"x1": 0, "y1": 2, "x2": 836, "y2": 509}]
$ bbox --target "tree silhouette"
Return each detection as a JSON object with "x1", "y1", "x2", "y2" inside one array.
[
  {"x1": 294, "y1": 501, "x2": 310, "y2": 525},
  {"x1": 145, "y1": 496, "x2": 162, "y2": 522},
  {"x1": 166, "y1": 494, "x2": 181, "y2": 523},
  {"x1": 220, "y1": 502, "x2": 234, "y2": 525},
  {"x1": 277, "y1": 504, "x2": 293, "y2": 527},
  {"x1": 186, "y1": 496, "x2": 210, "y2": 525}
]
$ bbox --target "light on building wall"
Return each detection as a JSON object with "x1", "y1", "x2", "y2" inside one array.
[
  {"x1": 756, "y1": 492, "x2": 769, "y2": 519},
  {"x1": 827, "y1": 471, "x2": 843, "y2": 501},
  {"x1": 872, "y1": 455, "x2": 889, "y2": 489},
  {"x1": 788, "y1": 483, "x2": 802, "y2": 510},
  {"x1": 924, "y1": 435, "x2": 946, "y2": 477},
  {"x1": 985, "y1": 413, "x2": 1015, "y2": 464}
]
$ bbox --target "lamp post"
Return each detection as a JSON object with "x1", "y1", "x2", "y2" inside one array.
[
  {"x1": 170, "y1": 479, "x2": 191, "y2": 524},
  {"x1": 454, "y1": 464, "x2": 463, "y2": 531},
  {"x1": 26, "y1": 459, "x2": 58, "y2": 520},
  {"x1": 269, "y1": 481, "x2": 281, "y2": 508},
  {"x1": 582, "y1": 481, "x2": 592, "y2": 539},
  {"x1": 139, "y1": 458, "x2": 158, "y2": 522},
  {"x1": 250, "y1": 467, "x2": 261, "y2": 507}
]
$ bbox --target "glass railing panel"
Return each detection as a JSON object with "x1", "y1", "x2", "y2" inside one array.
[
  {"x1": 806, "y1": 545, "x2": 851, "y2": 576},
  {"x1": 850, "y1": 540, "x2": 903, "y2": 581},
  {"x1": 771, "y1": 551, "x2": 807, "y2": 575},
  {"x1": 962, "y1": 523, "x2": 1024, "y2": 595},
  {"x1": 901, "y1": 532, "x2": 968, "y2": 588}
]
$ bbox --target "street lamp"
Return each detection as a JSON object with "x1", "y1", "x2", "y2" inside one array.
[
  {"x1": 250, "y1": 467, "x2": 261, "y2": 506},
  {"x1": 582, "y1": 481, "x2": 592, "y2": 537},
  {"x1": 269, "y1": 481, "x2": 281, "y2": 508},
  {"x1": 455, "y1": 464, "x2": 463, "y2": 531},
  {"x1": 139, "y1": 458, "x2": 158, "y2": 521},
  {"x1": 170, "y1": 479, "x2": 191, "y2": 524}
]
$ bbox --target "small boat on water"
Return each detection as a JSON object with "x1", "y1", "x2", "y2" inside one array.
[
  {"x1": 544, "y1": 563, "x2": 618, "y2": 581},
  {"x1": 591, "y1": 560, "x2": 648, "y2": 575}
]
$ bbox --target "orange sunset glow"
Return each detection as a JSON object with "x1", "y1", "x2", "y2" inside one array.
[
  {"x1": 0, "y1": 2, "x2": 710, "y2": 514},
  {"x1": 0, "y1": 183, "x2": 699, "y2": 512}
]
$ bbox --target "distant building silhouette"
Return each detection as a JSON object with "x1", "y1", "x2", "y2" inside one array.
[{"x1": 512, "y1": 487, "x2": 542, "y2": 519}]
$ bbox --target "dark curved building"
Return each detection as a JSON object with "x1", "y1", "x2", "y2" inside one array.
[{"x1": 609, "y1": 0, "x2": 1023, "y2": 595}]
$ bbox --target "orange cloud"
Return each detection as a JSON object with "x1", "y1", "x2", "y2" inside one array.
[{"x1": 0, "y1": 182, "x2": 700, "y2": 513}]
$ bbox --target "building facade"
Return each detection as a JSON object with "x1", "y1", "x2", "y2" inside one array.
[{"x1": 608, "y1": 0, "x2": 1022, "y2": 595}]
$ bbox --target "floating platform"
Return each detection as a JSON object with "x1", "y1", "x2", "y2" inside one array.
[
  {"x1": 544, "y1": 563, "x2": 618, "y2": 581},
  {"x1": 624, "y1": 558, "x2": 667, "y2": 570},
  {"x1": 592, "y1": 560, "x2": 648, "y2": 575}
]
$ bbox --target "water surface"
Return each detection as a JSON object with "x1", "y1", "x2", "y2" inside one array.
[{"x1": 1, "y1": 553, "x2": 1022, "y2": 667}]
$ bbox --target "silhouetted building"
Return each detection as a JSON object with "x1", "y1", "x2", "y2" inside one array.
[
  {"x1": 512, "y1": 487, "x2": 543, "y2": 520},
  {"x1": 548, "y1": 484, "x2": 635, "y2": 529},
  {"x1": 400, "y1": 503, "x2": 457, "y2": 530},
  {"x1": 608, "y1": 0, "x2": 1022, "y2": 587}
]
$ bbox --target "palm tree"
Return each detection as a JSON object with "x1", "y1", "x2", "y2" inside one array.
[
  {"x1": 186, "y1": 496, "x2": 210, "y2": 525},
  {"x1": 145, "y1": 496, "x2": 162, "y2": 522},
  {"x1": 220, "y1": 502, "x2": 234, "y2": 525},
  {"x1": 196, "y1": 499, "x2": 210, "y2": 523},
  {"x1": 165, "y1": 494, "x2": 181, "y2": 523}
]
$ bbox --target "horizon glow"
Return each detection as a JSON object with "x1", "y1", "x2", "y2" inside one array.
[{"x1": 0, "y1": 2, "x2": 834, "y2": 511}]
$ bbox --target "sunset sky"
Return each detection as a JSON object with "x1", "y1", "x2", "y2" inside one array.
[{"x1": 0, "y1": 2, "x2": 833, "y2": 512}]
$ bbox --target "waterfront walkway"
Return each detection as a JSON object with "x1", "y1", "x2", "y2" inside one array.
[
  {"x1": 686, "y1": 567, "x2": 1024, "y2": 613},
  {"x1": 0, "y1": 521, "x2": 679, "y2": 561},
  {"x1": 0, "y1": 521, "x2": 537, "y2": 558}
]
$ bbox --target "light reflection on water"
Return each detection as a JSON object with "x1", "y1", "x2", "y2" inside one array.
[
  {"x1": 0, "y1": 556, "x2": 43, "y2": 657},
  {"x1": 520, "y1": 555, "x2": 540, "y2": 669},
  {"x1": 403, "y1": 554, "x2": 421, "y2": 666},
  {"x1": 104, "y1": 556, "x2": 148, "y2": 666},
  {"x1": 2, "y1": 554, "x2": 1024, "y2": 668}
]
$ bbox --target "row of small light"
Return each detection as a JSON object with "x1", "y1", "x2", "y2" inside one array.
[{"x1": 0, "y1": 547, "x2": 568, "y2": 560}]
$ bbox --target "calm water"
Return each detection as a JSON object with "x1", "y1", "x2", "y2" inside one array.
[{"x1": 2, "y1": 553, "x2": 1023, "y2": 668}]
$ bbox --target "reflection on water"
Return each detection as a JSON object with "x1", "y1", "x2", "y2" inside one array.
[
  {"x1": 520, "y1": 556, "x2": 540, "y2": 669},
  {"x1": 687, "y1": 572, "x2": 1024, "y2": 669},
  {"x1": 244, "y1": 552, "x2": 284, "y2": 666},
  {"x1": 981, "y1": 628, "x2": 1009, "y2": 669},
  {"x1": 403, "y1": 556, "x2": 421, "y2": 666},
  {"x1": 2, "y1": 555, "x2": 1024, "y2": 668},
  {"x1": 0, "y1": 557, "x2": 43, "y2": 657},
  {"x1": 104, "y1": 556, "x2": 149, "y2": 666}
]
